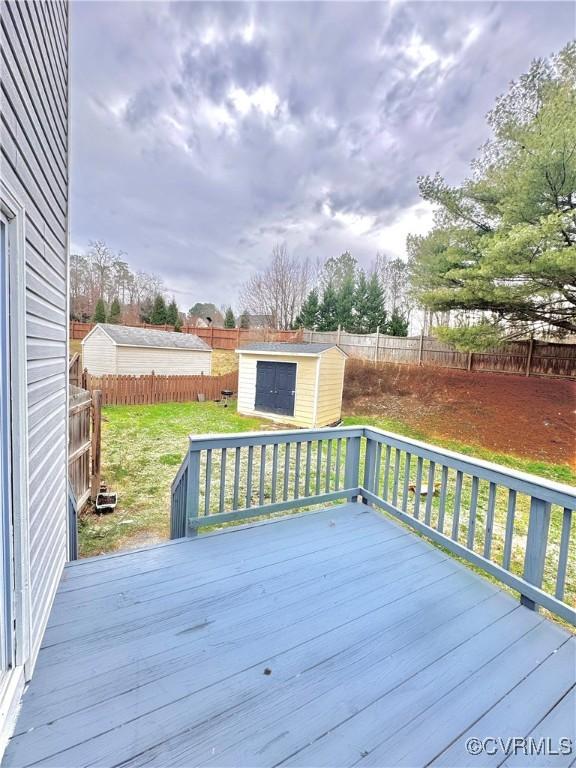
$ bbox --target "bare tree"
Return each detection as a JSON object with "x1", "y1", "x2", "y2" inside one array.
[
  {"x1": 240, "y1": 244, "x2": 311, "y2": 329},
  {"x1": 69, "y1": 240, "x2": 166, "y2": 322}
]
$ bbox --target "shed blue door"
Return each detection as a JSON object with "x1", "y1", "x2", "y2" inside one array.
[{"x1": 255, "y1": 361, "x2": 297, "y2": 417}]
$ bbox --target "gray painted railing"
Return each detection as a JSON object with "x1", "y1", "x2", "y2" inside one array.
[{"x1": 171, "y1": 426, "x2": 576, "y2": 624}]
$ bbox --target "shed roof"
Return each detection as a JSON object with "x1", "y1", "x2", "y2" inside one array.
[
  {"x1": 237, "y1": 342, "x2": 346, "y2": 356},
  {"x1": 87, "y1": 324, "x2": 211, "y2": 351}
]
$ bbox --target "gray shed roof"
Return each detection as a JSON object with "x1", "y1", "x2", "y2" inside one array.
[
  {"x1": 93, "y1": 324, "x2": 211, "y2": 351},
  {"x1": 237, "y1": 342, "x2": 345, "y2": 355}
]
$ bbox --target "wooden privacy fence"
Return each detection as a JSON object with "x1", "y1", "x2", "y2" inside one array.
[
  {"x1": 68, "y1": 385, "x2": 101, "y2": 509},
  {"x1": 83, "y1": 370, "x2": 239, "y2": 406},
  {"x1": 303, "y1": 330, "x2": 576, "y2": 378},
  {"x1": 70, "y1": 320, "x2": 303, "y2": 349}
]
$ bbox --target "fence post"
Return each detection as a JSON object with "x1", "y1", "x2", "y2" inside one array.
[
  {"x1": 90, "y1": 389, "x2": 102, "y2": 501},
  {"x1": 418, "y1": 333, "x2": 424, "y2": 365},
  {"x1": 467, "y1": 351, "x2": 473, "y2": 371},
  {"x1": 521, "y1": 497, "x2": 552, "y2": 610},
  {"x1": 374, "y1": 326, "x2": 380, "y2": 365},
  {"x1": 237, "y1": 326, "x2": 241, "y2": 347},
  {"x1": 526, "y1": 337, "x2": 534, "y2": 377},
  {"x1": 337, "y1": 325, "x2": 341, "y2": 346},
  {"x1": 82, "y1": 367, "x2": 88, "y2": 390},
  {"x1": 185, "y1": 444, "x2": 201, "y2": 537},
  {"x1": 344, "y1": 434, "x2": 361, "y2": 503}
]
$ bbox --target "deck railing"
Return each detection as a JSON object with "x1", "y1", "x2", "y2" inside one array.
[{"x1": 171, "y1": 426, "x2": 576, "y2": 624}]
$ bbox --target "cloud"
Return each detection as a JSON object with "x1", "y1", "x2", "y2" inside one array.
[{"x1": 70, "y1": 1, "x2": 575, "y2": 310}]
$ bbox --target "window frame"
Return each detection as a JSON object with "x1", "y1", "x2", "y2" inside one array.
[{"x1": 0, "y1": 181, "x2": 31, "y2": 672}]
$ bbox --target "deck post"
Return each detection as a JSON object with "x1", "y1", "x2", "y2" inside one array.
[
  {"x1": 521, "y1": 497, "x2": 552, "y2": 610},
  {"x1": 185, "y1": 444, "x2": 201, "y2": 537},
  {"x1": 362, "y1": 436, "x2": 377, "y2": 504},
  {"x1": 344, "y1": 434, "x2": 361, "y2": 503}
]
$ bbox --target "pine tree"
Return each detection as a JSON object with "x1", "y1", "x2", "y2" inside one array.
[
  {"x1": 239, "y1": 310, "x2": 250, "y2": 329},
  {"x1": 387, "y1": 309, "x2": 409, "y2": 337},
  {"x1": 166, "y1": 298, "x2": 179, "y2": 327},
  {"x1": 296, "y1": 289, "x2": 320, "y2": 329},
  {"x1": 150, "y1": 295, "x2": 168, "y2": 325},
  {"x1": 318, "y1": 282, "x2": 339, "y2": 331},
  {"x1": 364, "y1": 271, "x2": 387, "y2": 333},
  {"x1": 174, "y1": 314, "x2": 182, "y2": 332},
  {"x1": 352, "y1": 271, "x2": 370, "y2": 333},
  {"x1": 108, "y1": 297, "x2": 121, "y2": 324},
  {"x1": 92, "y1": 298, "x2": 107, "y2": 323},
  {"x1": 224, "y1": 307, "x2": 236, "y2": 328},
  {"x1": 336, "y1": 276, "x2": 355, "y2": 331}
]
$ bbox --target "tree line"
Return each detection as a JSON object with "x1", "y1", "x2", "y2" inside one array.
[{"x1": 236, "y1": 247, "x2": 411, "y2": 335}]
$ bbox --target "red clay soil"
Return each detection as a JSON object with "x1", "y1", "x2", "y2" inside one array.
[{"x1": 343, "y1": 360, "x2": 576, "y2": 468}]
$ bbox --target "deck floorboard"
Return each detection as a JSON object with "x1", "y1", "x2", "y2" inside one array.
[{"x1": 5, "y1": 503, "x2": 574, "y2": 768}]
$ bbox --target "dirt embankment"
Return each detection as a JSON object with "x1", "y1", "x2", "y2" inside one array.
[{"x1": 343, "y1": 360, "x2": 576, "y2": 467}]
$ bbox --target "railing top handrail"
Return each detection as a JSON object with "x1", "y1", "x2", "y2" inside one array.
[
  {"x1": 363, "y1": 426, "x2": 576, "y2": 508},
  {"x1": 187, "y1": 426, "x2": 365, "y2": 451}
]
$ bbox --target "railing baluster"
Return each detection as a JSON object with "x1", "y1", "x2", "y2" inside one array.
[
  {"x1": 556, "y1": 508, "x2": 572, "y2": 601},
  {"x1": 437, "y1": 465, "x2": 448, "y2": 533},
  {"x1": 382, "y1": 445, "x2": 391, "y2": 501},
  {"x1": 259, "y1": 445, "x2": 266, "y2": 506},
  {"x1": 219, "y1": 448, "x2": 227, "y2": 514},
  {"x1": 502, "y1": 489, "x2": 516, "y2": 570},
  {"x1": 283, "y1": 442, "x2": 291, "y2": 501},
  {"x1": 232, "y1": 447, "x2": 240, "y2": 510},
  {"x1": 315, "y1": 440, "x2": 323, "y2": 496},
  {"x1": 294, "y1": 442, "x2": 301, "y2": 499},
  {"x1": 483, "y1": 481, "x2": 497, "y2": 558},
  {"x1": 325, "y1": 439, "x2": 332, "y2": 493},
  {"x1": 334, "y1": 439, "x2": 342, "y2": 492},
  {"x1": 424, "y1": 461, "x2": 436, "y2": 525},
  {"x1": 467, "y1": 476, "x2": 479, "y2": 550},
  {"x1": 451, "y1": 470, "x2": 463, "y2": 540},
  {"x1": 204, "y1": 448, "x2": 212, "y2": 516},
  {"x1": 392, "y1": 449, "x2": 401, "y2": 506},
  {"x1": 304, "y1": 441, "x2": 312, "y2": 496},
  {"x1": 271, "y1": 443, "x2": 279, "y2": 504},
  {"x1": 373, "y1": 442, "x2": 381, "y2": 497},
  {"x1": 245, "y1": 445, "x2": 254, "y2": 508},
  {"x1": 413, "y1": 456, "x2": 423, "y2": 519},
  {"x1": 402, "y1": 453, "x2": 412, "y2": 512}
]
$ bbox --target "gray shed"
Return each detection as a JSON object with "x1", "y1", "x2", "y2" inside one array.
[{"x1": 82, "y1": 324, "x2": 212, "y2": 376}]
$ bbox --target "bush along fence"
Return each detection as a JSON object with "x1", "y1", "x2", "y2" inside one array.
[
  {"x1": 303, "y1": 329, "x2": 576, "y2": 379},
  {"x1": 82, "y1": 370, "x2": 239, "y2": 406},
  {"x1": 70, "y1": 321, "x2": 303, "y2": 349}
]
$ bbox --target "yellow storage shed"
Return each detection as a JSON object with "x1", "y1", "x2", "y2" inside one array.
[{"x1": 235, "y1": 343, "x2": 347, "y2": 428}]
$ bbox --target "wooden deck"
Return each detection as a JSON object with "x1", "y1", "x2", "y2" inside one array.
[{"x1": 6, "y1": 503, "x2": 575, "y2": 768}]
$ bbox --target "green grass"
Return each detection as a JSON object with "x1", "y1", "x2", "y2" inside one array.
[{"x1": 79, "y1": 402, "x2": 263, "y2": 557}]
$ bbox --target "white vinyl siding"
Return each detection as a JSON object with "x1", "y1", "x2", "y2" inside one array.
[
  {"x1": 82, "y1": 331, "x2": 212, "y2": 376},
  {"x1": 81, "y1": 327, "x2": 117, "y2": 374},
  {"x1": 0, "y1": 0, "x2": 69, "y2": 696},
  {"x1": 116, "y1": 346, "x2": 212, "y2": 376}
]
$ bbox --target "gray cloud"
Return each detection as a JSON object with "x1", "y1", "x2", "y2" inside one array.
[{"x1": 70, "y1": 1, "x2": 575, "y2": 310}]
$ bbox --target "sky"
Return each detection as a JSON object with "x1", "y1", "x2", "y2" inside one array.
[{"x1": 70, "y1": 1, "x2": 576, "y2": 312}]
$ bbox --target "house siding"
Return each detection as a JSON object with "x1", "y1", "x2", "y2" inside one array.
[
  {"x1": 81, "y1": 327, "x2": 117, "y2": 375},
  {"x1": 1, "y1": 0, "x2": 69, "y2": 679}
]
